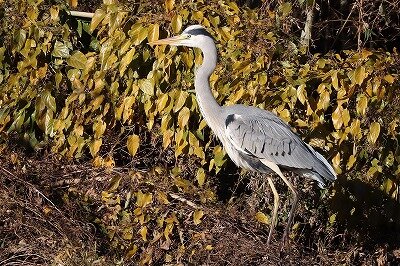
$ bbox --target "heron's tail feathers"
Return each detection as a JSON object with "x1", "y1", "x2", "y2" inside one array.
[{"x1": 305, "y1": 144, "x2": 337, "y2": 188}]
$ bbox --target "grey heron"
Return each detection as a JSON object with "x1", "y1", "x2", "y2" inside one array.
[{"x1": 150, "y1": 25, "x2": 337, "y2": 245}]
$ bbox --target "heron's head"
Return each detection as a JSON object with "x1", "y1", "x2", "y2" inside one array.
[{"x1": 149, "y1": 25, "x2": 215, "y2": 49}]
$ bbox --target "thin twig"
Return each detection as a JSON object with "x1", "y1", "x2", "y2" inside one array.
[
  {"x1": 0, "y1": 167, "x2": 63, "y2": 214},
  {"x1": 68, "y1": 11, "x2": 94, "y2": 18},
  {"x1": 169, "y1": 192, "x2": 199, "y2": 209}
]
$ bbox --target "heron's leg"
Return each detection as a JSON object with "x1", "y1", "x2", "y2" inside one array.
[
  {"x1": 266, "y1": 176, "x2": 279, "y2": 245},
  {"x1": 278, "y1": 173, "x2": 299, "y2": 245},
  {"x1": 260, "y1": 160, "x2": 298, "y2": 245}
]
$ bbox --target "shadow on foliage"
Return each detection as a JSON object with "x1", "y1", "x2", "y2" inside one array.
[
  {"x1": 330, "y1": 176, "x2": 400, "y2": 249},
  {"x1": 215, "y1": 160, "x2": 251, "y2": 202}
]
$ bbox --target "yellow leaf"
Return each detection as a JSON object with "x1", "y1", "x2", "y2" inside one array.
[
  {"x1": 108, "y1": 175, "x2": 122, "y2": 192},
  {"x1": 297, "y1": 84, "x2": 307, "y2": 105},
  {"x1": 367, "y1": 122, "x2": 380, "y2": 144},
  {"x1": 138, "y1": 79, "x2": 154, "y2": 95},
  {"x1": 157, "y1": 191, "x2": 169, "y2": 204},
  {"x1": 331, "y1": 70, "x2": 339, "y2": 90},
  {"x1": 136, "y1": 190, "x2": 153, "y2": 208},
  {"x1": 342, "y1": 108, "x2": 350, "y2": 127},
  {"x1": 356, "y1": 94, "x2": 368, "y2": 116},
  {"x1": 196, "y1": 167, "x2": 206, "y2": 186},
  {"x1": 231, "y1": 87, "x2": 245, "y2": 103},
  {"x1": 67, "y1": 51, "x2": 87, "y2": 69},
  {"x1": 163, "y1": 129, "x2": 174, "y2": 149},
  {"x1": 171, "y1": 14, "x2": 182, "y2": 33},
  {"x1": 127, "y1": 135, "x2": 140, "y2": 156},
  {"x1": 350, "y1": 119, "x2": 362, "y2": 140},
  {"x1": 93, "y1": 120, "x2": 106, "y2": 138},
  {"x1": 89, "y1": 139, "x2": 102, "y2": 157},
  {"x1": 157, "y1": 93, "x2": 170, "y2": 113},
  {"x1": 50, "y1": 6, "x2": 59, "y2": 21},
  {"x1": 103, "y1": 156, "x2": 115, "y2": 168},
  {"x1": 193, "y1": 210, "x2": 204, "y2": 225},
  {"x1": 122, "y1": 227, "x2": 133, "y2": 240},
  {"x1": 346, "y1": 154, "x2": 356, "y2": 170},
  {"x1": 147, "y1": 24, "x2": 159, "y2": 43},
  {"x1": 354, "y1": 66, "x2": 366, "y2": 85},
  {"x1": 332, "y1": 105, "x2": 343, "y2": 129},
  {"x1": 165, "y1": 0, "x2": 175, "y2": 12},
  {"x1": 92, "y1": 156, "x2": 104, "y2": 167},
  {"x1": 119, "y1": 47, "x2": 135, "y2": 76},
  {"x1": 90, "y1": 9, "x2": 106, "y2": 32},
  {"x1": 192, "y1": 10, "x2": 204, "y2": 22},
  {"x1": 178, "y1": 107, "x2": 190, "y2": 128},
  {"x1": 69, "y1": 0, "x2": 78, "y2": 8},
  {"x1": 384, "y1": 74, "x2": 395, "y2": 84},
  {"x1": 255, "y1": 211, "x2": 270, "y2": 225},
  {"x1": 173, "y1": 90, "x2": 188, "y2": 112},
  {"x1": 91, "y1": 95, "x2": 104, "y2": 111},
  {"x1": 332, "y1": 152, "x2": 342, "y2": 174},
  {"x1": 205, "y1": 245, "x2": 213, "y2": 250},
  {"x1": 126, "y1": 245, "x2": 138, "y2": 259},
  {"x1": 317, "y1": 90, "x2": 330, "y2": 111},
  {"x1": 139, "y1": 226, "x2": 147, "y2": 241}
]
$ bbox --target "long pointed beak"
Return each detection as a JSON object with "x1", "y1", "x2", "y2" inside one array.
[{"x1": 149, "y1": 35, "x2": 185, "y2": 45}]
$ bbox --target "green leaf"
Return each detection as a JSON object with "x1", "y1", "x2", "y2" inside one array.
[
  {"x1": 52, "y1": 41, "x2": 70, "y2": 58},
  {"x1": 280, "y1": 2, "x2": 292, "y2": 17},
  {"x1": 66, "y1": 51, "x2": 87, "y2": 69},
  {"x1": 329, "y1": 213, "x2": 337, "y2": 225},
  {"x1": 13, "y1": 29, "x2": 26, "y2": 52}
]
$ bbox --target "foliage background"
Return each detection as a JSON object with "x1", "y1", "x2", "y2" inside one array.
[{"x1": 0, "y1": 0, "x2": 399, "y2": 265}]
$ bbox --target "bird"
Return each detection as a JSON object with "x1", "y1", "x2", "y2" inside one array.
[{"x1": 150, "y1": 25, "x2": 337, "y2": 245}]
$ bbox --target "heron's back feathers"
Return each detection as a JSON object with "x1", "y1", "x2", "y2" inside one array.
[{"x1": 222, "y1": 105, "x2": 337, "y2": 188}]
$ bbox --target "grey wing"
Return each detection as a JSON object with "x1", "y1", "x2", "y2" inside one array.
[{"x1": 224, "y1": 112, "x2": 336, "y2": 184}]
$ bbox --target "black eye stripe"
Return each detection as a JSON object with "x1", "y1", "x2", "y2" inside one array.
[{"x1": 185, "y1": 28, "x2": 215, "y2": 40}]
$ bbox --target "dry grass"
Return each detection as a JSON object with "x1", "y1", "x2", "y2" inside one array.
[{"x1": 1, "y1": 144, "x2": 399, "y2": 265}]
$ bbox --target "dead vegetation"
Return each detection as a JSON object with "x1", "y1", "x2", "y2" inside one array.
[{"x1": 1, "y1": 144, "x2": 399, "y2": 265}]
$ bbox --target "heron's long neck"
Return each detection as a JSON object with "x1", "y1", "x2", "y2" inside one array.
[{"x1": 195, "y1": 44, "x2": 223, "y2": 135}]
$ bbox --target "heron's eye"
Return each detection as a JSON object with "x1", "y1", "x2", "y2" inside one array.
[{"x1": 186, "y1": 34, "x2": 191, "y2": 39}]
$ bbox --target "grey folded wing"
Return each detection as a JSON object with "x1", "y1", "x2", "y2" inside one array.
[{"x1": 224, "y1": 112, "x2": 336, "y2": 184}]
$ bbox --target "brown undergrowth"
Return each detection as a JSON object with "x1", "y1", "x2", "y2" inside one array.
[{"x1": 1, "y1": 143, "x2": 399, "y2": 265}]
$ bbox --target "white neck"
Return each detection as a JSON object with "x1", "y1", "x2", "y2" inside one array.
[{"x1": 194, "y1": 40, "x2": 223, "y2": 136}]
